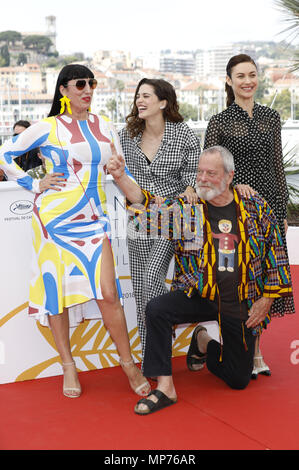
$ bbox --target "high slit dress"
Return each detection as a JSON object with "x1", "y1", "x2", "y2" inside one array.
[{"x1": 0, "y1": 114, "x2": 135, "y2": 326}]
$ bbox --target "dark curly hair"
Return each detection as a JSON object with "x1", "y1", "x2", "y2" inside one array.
[
  {"x1": 48, "y1": 64, "x2": 94, "y2": 117},
  {"x1": 126, "y1": 78, "x2": 183, "y2": 138}
]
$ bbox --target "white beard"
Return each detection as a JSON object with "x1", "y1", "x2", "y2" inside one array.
[{"x1": 195, "y1": 179, "x2": 227, "y2": 201}]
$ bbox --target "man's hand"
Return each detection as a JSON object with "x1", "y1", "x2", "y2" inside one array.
[
  {"x1": 154, "y1": 195, "x2": 166, "y2": 207},
  {"x1": 179, "y1": 186, "x2": 198, "y2": 204},
  {"x1": 246, "y1": 297, "x2": 273, "y2": 329}
]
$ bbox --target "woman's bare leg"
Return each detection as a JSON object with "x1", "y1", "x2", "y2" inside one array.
[
  {"x1": 48, "y1": 308, "x2": 81, "y2": 397},
  {"x1": 97, "y1": 237, "x2": 150, "y2": 396},
  {"x1": 252, "y1": 336, "x2": 271, "y2": 378}
]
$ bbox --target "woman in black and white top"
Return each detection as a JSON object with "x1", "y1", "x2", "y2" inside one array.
[
  {"x1": 203, "y1": 54, "x2": 295, "y2": 378},
  {"x1": 119, "y1": 78, "x2": 200, "y2": 363}
]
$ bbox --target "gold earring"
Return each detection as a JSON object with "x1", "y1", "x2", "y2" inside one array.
[{"x1": 60, "y1": 96, "x2": 72, "y2": 115}]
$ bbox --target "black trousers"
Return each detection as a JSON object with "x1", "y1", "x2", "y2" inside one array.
[{"x1": 144, "y1": 290, "x2": 255, "y2": 390}]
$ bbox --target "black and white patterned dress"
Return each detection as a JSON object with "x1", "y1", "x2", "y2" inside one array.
[
  {"x1": 120, "y1": 120, "x2": 200, "y2": 360},
  {"x1": 204, "y1": 102, "x2": 294, "y2": 317}
]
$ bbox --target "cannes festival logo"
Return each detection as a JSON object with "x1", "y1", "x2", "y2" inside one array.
[{"x1": 10, "y1": 200, "x2": 34, "y2": 215}]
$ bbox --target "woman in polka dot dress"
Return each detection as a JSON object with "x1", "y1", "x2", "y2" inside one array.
[{"x1": 203, "y1": 54, "x2": 295, "y2": 378}]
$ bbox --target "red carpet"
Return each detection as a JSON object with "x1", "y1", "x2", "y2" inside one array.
[{"x1": 1, "y1": 266, "x2": 298, "y2": 451}]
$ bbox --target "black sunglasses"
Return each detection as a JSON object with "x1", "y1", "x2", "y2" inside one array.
[{"x1": 67, "y1": 78, "x2": 98, "y2": 90}]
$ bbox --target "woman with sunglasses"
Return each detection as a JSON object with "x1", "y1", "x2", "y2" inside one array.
[
  {"x1": 0, "y1": 64, "x2": 150, "y2": 399},
  {"x1": 119, "y1": 78, "x2": 201, "y2": 363}
]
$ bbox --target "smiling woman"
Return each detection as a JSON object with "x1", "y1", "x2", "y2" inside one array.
[
  {"x1": 0, "y1": 63, "x2": 151, "y2": 401},
  {"x1": 225, "y1": 60, "x2": 258, "y2": 110},
  {"x1": 119, "y1": 78, "x2": 201, "y2": 364},
  {"x1": 47, "y1": 64, "x2": 96, "y2": 118},
  {"x1": 59, "y1": 77, "x2": 98, "y2": 118},
  {"x1": 203, "y1": 53, "x2": 295, "y2": 378}
]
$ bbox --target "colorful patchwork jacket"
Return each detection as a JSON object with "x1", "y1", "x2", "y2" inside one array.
[{"x1": 127, "y1": 188, "x2": 294, "y2": 331}]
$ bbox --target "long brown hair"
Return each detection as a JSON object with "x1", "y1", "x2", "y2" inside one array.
[
  {"x1": 126, "y1": 78, "x2": 183, "y2": 138},
  {"x1": 225, "y1": 54, "x2": 257, "y2": 107}
]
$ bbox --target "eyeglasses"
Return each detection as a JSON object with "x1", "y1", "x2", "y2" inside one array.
[{"x1": 67, "y1": 79, "x2": 98, "y2": 90}]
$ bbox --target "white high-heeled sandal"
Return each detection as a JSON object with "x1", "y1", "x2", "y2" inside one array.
[
  {"x1": 119, "y1": 358, "x2": 151, "y2": 396},
  {"x1": 62, "y1": 361, "x2": 82, "y2": 398},
  {"x1": 251, "y1": 355, "x2": 271, "y2": 379}
]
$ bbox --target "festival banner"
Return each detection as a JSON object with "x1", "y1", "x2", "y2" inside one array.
[{"x1": 0, "y1": 179, "x2": 220, "y2": 384}]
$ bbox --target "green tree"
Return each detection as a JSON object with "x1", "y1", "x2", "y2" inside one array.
[
  {"x1": 0, "y1": 44, "x2": 10, "y2": 66},
  {"x1": 17, "y1": 52, "x2": 27, "y2": 65},
  {"x1": 255, "y1": 75, "x2": 271, "y2": 102},
  {"x1": 23, "y1": 35, "x2": 53, "y2": 54},
  {"x1": 106, "y1": 99, "x2": 117, "y2": 120},
  {"x1": 115, "y1": 80, "x2": 125, "y2": 92},
  {"x1": 264, "y1": 89, "x2": 292, "y2": 120},
  {"x1": 99, "y1": 109, "x2": 109, "y2": 119},
  {"x1": 178, "y1": 102, "x2": 198, "y2": 121},
  {"x1": 0, "y1": 30, "x2": 22, "y2": 45}
]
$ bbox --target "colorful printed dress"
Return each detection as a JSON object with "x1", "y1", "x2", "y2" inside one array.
[{"x1": 0, "y1": 114, "x2": 133, "y2": 327}]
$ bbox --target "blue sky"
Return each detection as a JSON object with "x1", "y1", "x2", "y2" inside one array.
[{"x1": 0, "y1": 0, "x2": 290, "y2": 56}]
